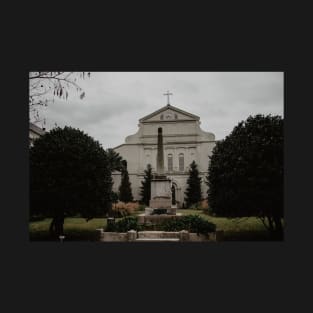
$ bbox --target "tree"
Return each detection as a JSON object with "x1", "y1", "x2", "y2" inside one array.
[
  {"x1": 111, "y1": 192, "x2": 119, "y2": 207},
  {"x1": 184, "y1": 161, "x2": 202, "y2": 208},
  {"x1": 118, "y1": 168, "x2": 133, "y2": 202},
  {"x1": 140, "y1": 164, "x2": 153, "y2": 205},
  {"x1": 30, "y1": 126, "x2": 112, "y2": 239},
  {"x1": 105, "y1": 148, "x2": 124, "y2": 172},
  {"x1": 207, "y1": 114, "x2": 283, "y2": 239},
  {"x1": 29, "y1": 72, "x2": 90, "y2": 124}
]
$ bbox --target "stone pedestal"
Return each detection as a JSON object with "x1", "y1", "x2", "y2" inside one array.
[
  {"x1": 149, "y1": 175, "x2": 172, "y2": 210},
  {"x1": 127, "y1": 230, "x2": 137, "y2": 241},
  {"x1": 147, "y1": 127, "x2": 176, "y2": 215}
]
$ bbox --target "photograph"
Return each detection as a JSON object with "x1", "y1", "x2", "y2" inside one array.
[{"x1": 29, "y1": 71, "x2": 284, "y2": 242}]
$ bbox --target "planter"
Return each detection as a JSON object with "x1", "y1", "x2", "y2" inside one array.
[{"x1": 97, "y1": 229, "x2": 223, "y2": 242}]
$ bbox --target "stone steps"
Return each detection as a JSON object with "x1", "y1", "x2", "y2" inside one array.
[{"x1": 135, "y1": 238, "x2": 180, "y2": 242}]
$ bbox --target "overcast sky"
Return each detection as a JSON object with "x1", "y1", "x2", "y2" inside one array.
[{"x1": 41, "y1": 72, "x2": 284, "y2": 149}]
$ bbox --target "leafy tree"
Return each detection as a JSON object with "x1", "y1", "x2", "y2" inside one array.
[
  {"x1": 29, "y1": 72, "x2": 90, "y2": 125},
  {"x1": 140, "y1": 164, "x2": 153, "y2": 206},
  {"x1": 30, "y1": 126, "x2": 112, "y2": 239},
  {"x1": 184, "y1": 161, "x2": 202, "y2": 208},
  {"x1": 105, "y1": 148, "x2": 124, "y2": 172},
  {"x1": 207, "y1": 114, "x2": 283, "y2": 239},
  {"x1": 118, "y1": 167, "x2": 133, "y2": 202},
  {"x1": 111, "y1": 191, "x2": 119, "y2": 208}
]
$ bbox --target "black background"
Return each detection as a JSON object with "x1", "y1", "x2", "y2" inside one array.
[{"x1": 2, "y1": 2, "x2": 312, "y2": 313}]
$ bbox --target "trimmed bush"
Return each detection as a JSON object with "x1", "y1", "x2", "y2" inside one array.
[
  {"x1": 138, "y1": 204, "x2": 146, "y2": 211},
  {"x1": 105, "y1": 216, "x2": 142, "y2": 232},
  {"x1": 160, "y1": 215, "x2": 216, "y2": 235}
]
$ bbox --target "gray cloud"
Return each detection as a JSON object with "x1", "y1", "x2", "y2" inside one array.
[{"x1": 38, "y1": 72, "x2": 284, "y2": 149}]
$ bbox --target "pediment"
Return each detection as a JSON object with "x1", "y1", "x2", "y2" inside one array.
[{"x1": 139, "y1": 105, "x2": 200, "y2": 123}]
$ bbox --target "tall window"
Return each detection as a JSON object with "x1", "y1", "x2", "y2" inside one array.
[
  {"x1": 168, "y1": 154, "x2": 173, "y2": 172},
  {"x1": 179, "y1": 153, "x2": 184, "y2": 172}
]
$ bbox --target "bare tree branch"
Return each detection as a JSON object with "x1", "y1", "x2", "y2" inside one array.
[{"x1": 29, "y1": 72, "x2": 90, "y2": 124}]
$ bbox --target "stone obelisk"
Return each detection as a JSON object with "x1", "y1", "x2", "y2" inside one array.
[
  {"x1": 149, "y1": 127, "x2": 174, "y2": 213},
  {"x1": 156, "y1": 127, "x2": 165, "y2": 176}
]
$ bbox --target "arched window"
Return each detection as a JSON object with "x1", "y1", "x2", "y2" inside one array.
[
  {"x1": 160, "y1": 114, "x2": 164, "y2": 120},
  {"x1": 168, "y1": 154, "x2": 173, "y2": 172},
  {"x1": 179, "y1": 153, "x2": 184, "y2": 172}
]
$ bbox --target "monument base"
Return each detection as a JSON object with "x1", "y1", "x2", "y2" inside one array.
[
  {"x1": 145, "y1": 204, "x2": 177, "y2": 216},
  {"x1": 138, "y1": 212, "x2": 182, "y2": 225},
  {"x1": 150, "y1": 177, "x2": 172, "y2": 209},
  {"x1": 149, "y1": 197, "x2": 172, "y2": 210}
]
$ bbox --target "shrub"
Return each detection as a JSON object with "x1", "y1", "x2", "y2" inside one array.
[
  {"x1": 160, "y1": 215, "x2": 216, "y2": 235},
  {"x1": 29, "y1": 214, "x2": 46, "y2": 222},
  {"x1": 200, "y1": 199, "x2": 209, "y2": 210},
  {"x1": 188, "y1": 202, "x2": 201, "y2": 210},
  {"x1": 105, "y1": 216, "x2": 142, "y2": 232},
  {"x1": 202, "y1": 207, "x2": 214, "y2": 216},
  {"x1": 110, "y1": 209, "x2": 126, "y2": 218},
  {"x1": 138, "y1": 204, "x2": 146, "y2": 211},
  {"x1": 112, "y1": 201, "x2": 139, "y2": 217}
]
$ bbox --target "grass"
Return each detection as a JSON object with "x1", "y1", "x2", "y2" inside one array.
[
  {"x1": 29, "y1": 218, "x2": 107, "y2": 241},
  {"x1": 29, "y1": 210, "x2": 275, "y2": 241},
  {"x1": 177, "y1": 209, "x2": 271, "y2": 241}
]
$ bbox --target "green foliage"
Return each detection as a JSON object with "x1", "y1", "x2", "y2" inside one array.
[
  {"x1": 29, "y1": 214, "x2": 46, "y2": 222},
  {"x1": 160, "y1": 215, "x2": 216, "y2": 235},
  {"x1": 111, "y1": 192, "x2": 119, "y2": 204},
  {"x1": 29, "y1": 215, "x2": 273, "y2": 241},
  {"x1": 118, "y1": 168, "x2": 133, "y2": 202},
  {"x1": 138, "y1": 204, "x2": 146, "y2": 211},
  {"x1": 105, "y1": 148, "x2": 124, "y2": 172},
  {"x1": 184, "y1": 161, "x2": 202, "y2": 208},
  {"x1": 110, "y1": 209, "x2": 128, "y2": 218},
  {"x1": 202, "y1": 206, "x2": 214, "y2": 216},
  {"x1": 140, "y1": 164, "x2": 153, "y2": 205},
  {"x1": 188, "y1": 202, "x2": 201, "y2": 210},
  {"x1": 106, "y1": 216, "x2": 142, "y2": 232},
  {"x1": 30, "y1": 126, "x2": 112, "y2": 236},
  {"x1": 207, "y1": 114, "x2": 283, "y2": 238}
]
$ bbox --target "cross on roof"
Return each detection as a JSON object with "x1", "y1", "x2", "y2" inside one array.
[{"x1": 163, "y1": 90, "x2": 173, "y2": 105}]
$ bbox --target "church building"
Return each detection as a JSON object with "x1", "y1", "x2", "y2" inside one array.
[{"x1": 112, "y1": 103, "x2": 216, "y2": 208}]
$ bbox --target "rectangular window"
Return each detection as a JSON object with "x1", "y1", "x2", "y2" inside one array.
[
  {"x1": 179, "y1": 154, "x2": 184, "y2": 172},
  {"x1": 168, "y1": 154, "x2": 173, "y2": 172}
]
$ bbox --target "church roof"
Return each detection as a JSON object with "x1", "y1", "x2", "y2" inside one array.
[
  {"x1": 29, "y1": 122, "x2": 46, "y2": 135},
  {"x1": 139, "y1": 104, "x2": 200, "y2": 122}
]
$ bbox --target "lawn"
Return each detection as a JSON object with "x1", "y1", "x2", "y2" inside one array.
[
  {"x1": 29, "y1": 217, "x2": 107, "y2": 241},
  {"x1": 29, "y1": 209, "x2": 272, "y2": 241},
  {"x1": 177, "y1": 209, "x2": 271, "y2": 241}
]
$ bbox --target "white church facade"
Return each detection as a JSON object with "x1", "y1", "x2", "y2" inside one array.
[{"x1": 112, "y1": 104, "x2": 216, "y2": 208}]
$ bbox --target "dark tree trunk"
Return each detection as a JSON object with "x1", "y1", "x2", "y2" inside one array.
[
  {"x1": 49, "y1": 218, "x2": 57, "y2": 237},
  {"x1": 272, "y1": 215, "x2": 284, "y2": 240},
  {"x1": 108, "y1": 202, "x2": 113, "y2": 218},
  {"x1": 49, "y1": 213, "x2": 64, "y2": 240},
  {"x1": 267, "y1": 215, "x2": 274, "y2": 232}
]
